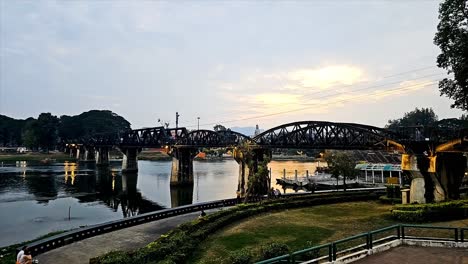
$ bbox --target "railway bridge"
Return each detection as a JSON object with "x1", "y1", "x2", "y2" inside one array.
[{"x1": 65, "y1": 120, "x2": 468, "y2": 204}]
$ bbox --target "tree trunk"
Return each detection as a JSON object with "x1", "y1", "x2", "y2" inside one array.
[{"x1": 343, "y1": 176, "x2": 346, "y2": 192}]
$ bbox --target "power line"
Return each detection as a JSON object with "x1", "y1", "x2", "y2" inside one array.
[
  {"x1": 184, "y1": 80, "x2": 439, "y2": 128},
  {"x1": 186, "y1": 66, "x2": 443, "y2": 126}
]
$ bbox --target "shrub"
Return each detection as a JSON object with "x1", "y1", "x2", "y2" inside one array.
[
  {"x1": 228, "y1": 249, "x2": 253, "y2": 264},
  {"x1": 385, "y1": 185, "x2": 401, "y2": 199},
  {"x1": 379, "y1": 195, "x2": 402, "y2": 204},
  {"x1": 260, "y1": 242, "x2": 290, "y2": 260},
  {"x1": 391, "y1": 199, "x2": 468, "y2": 222},
  {"x1": 92, "y1": 191, "x2": 382, "y2": 263}
]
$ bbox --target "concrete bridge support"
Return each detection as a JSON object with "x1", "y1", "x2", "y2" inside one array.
[
  {"x1": 234, "y1": 148, "x2": 272, "y2": 197},
  {"x1": 76, "y1": 146, "x2": 95, "y2": 162},
  {"x1": 402, "y1": 153, "x2": 466, "y2": 203},
  {"x1": 95, "y1": 147, "x2": 110, "y2": 167},
  {"x1": 170, "y1": 148, "x2": 198, "y2": 185},
  {"x1": 82, "y1": 146, "x2": 95, "y2": 162},
  {"x1": 120, "y1": 147, "x2": 141, "y2": 173},
  {"x1": 69, "y1": 146, "x2": 78, "y2": 159}
]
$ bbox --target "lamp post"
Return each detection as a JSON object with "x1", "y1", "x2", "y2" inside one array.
[{"x1": 197, "y1": 117, "x2": 200, "y2": 130}]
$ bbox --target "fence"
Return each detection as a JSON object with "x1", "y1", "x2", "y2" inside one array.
[
  {"x1": 257, "y1": 224, "x2": 466, "y2": 264},
  {"x1": 20, "y1": 187, "x2": 385, "y2": 256}
]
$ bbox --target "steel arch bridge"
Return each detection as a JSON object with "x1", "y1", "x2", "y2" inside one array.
[
  {"x1": 252, "y1": 121, "x2": 401, "y2": 150},
  {"x1": 65, "y1": 120, "x2": 467, "y2": 152}
]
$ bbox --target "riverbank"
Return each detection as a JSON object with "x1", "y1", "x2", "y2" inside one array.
[
  {"x1": 0, "y1": 153, "x2": 76, "y2": 162},
  {"x1": 0, "y1": 230, "x2": 66, "y2": 264},
  {"x1": 191, "y1": 201, "x2": 468, "y2": 263}
]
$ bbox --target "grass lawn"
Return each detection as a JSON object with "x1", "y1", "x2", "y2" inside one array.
[{"x1": 190, "y1": 201, "x2": 468, "y2": 264}]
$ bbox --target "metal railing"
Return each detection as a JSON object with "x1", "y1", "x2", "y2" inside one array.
[
  {"x1": 20, "y1": 188, "x2": 385, "y2": 256},
  {"x1": 256, "y1": 224, "x2": 466, "y2": 264}
]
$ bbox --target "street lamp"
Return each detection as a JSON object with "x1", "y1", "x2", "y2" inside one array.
[{"x1": 197, "y1": 117, "x2": 200, "y2": 130}]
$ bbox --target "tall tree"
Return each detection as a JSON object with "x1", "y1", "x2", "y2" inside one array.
[
  {"x1": 324, "y1": 151, "x2": 357, "y2": 191},
  {"x1": 386, "y1": 107, "x2": 438, "y2": 130},
  {"x1": 434, "y1": 0, "x2": 468, "y2": 110}
]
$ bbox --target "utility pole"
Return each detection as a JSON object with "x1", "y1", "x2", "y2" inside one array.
[
  {"x1": 197, "y1": 117, "x2": 200, "y2": 130},
  {"x1": 176, "y1": 112, "x2": 180, "y2": 129}
]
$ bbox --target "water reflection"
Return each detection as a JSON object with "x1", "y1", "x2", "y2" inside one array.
[
  {"x1": 0, "y1": 159, "x2": 320, "y2": 246},
  {"x1": 170, "y1": 185, "x2": 194, "y2": 208}
]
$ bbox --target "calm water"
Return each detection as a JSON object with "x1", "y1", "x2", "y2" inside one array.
[{"x1": 0, "y1": 159, "x2": 319, "y2": 246}]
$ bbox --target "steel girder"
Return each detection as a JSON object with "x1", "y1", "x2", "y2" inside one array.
[
  {"x1": 174, "y1": 129, "x2": 251, "y2": 148},
  {"x1": 252, "y1": 121, "x2": 399, "y2": 149}
]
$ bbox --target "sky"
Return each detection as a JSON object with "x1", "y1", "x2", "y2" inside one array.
[{"x1": 0, "y1": 0, "x2": 465, "y2": 131}]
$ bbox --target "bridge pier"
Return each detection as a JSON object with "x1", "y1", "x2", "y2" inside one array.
[
  {"x1": 95, "y1": 147, "x2": 110, "y2": 167},
  {"x1": 69, "y1": 146, "x2": 78, "y2": 158},
  {"x1": 234, "y1": 148, "x2": 271, "y2": 197},
  {"x1": 82, "y1": 146, "x2": 95, "y2": 162},
  {"x1": 76, "y1": 146, "x2": 95, "y2": 162},
  {"x1": 170, "y1": 148, "x2": 198, "y2": 185},
  {"x1": 402, "y1": 153, "x2": 466, "y2": 203},
  {"x1": 120, "y1": 147, "x2": 141, "y2": 173}
]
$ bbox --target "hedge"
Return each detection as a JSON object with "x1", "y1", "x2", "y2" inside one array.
[
  {"x1": 90, "y1": 191, "x2": 382, "y2": 264},
  {"x1": 391, "y1": 199, "x2": 468, "y2": 222}
]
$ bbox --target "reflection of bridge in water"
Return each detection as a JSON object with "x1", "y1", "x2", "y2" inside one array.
[{"x1": 66, "y1": 120, "x2": 468, "y2": 204}]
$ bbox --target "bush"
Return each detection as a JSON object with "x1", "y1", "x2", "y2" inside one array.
[
  {"x1": 385, "y1": 185, "x2": 401, "y2": 199},
  {"x1": 379, "y1": 195, "x2": 402, "y2": 204},
  {"x1": 228, "y1": 249, "x2": 253, "y2": 264},
  {"x1": 92, "y1": 191, "x2": 382, "y2": 264},
  {"x1": 391, "y1": 199, "x2": 468, "y2": 222},
  {"x1": 260, "y1": 242, "x2": 290, "y2": 260}
]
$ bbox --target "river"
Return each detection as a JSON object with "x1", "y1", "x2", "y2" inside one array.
[{"x1": 0, "y1": 159, "x2": 321, "y2": 246}]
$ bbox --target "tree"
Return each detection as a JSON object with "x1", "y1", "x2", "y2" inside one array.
[
  {"x1": 434, "y1": 0, "x2": 468, "y2": 110},
  {"x1": 386, "y1": 107, "x2": 438, "y2": 130},
  {"x1": 213, "y1": 124, "x2": 227, "y2": 132},
  {"x1": 58, "y1": 110, "x2": 131, "y2": 140},
  {"x1": 324, "y1": 151, "x2": 357, "y2": 191}
]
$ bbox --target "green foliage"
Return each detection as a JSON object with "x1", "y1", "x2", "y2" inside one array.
[
  {"x1": 92, "y1": 191, "x2": 381, "y2": 264},
  {"x1": 213, "y1": 124, "x2": 227, "y2": 132},
  {"x1": 391, "y1": 199, "x2": 468, "y2": 222},
  {"x1": 21, "y1": 113, "x2": 59, "y2": 152},
  {"x1": 324, "y1": 151, "x2": 357, "y2": 190},
  {"x1": 385, "y1": 185, "x2": 401, "y2": 199},
  {"x1": 0, "y1": 110, "x2": 131, "y2": 149},
  {"x1": 434, "y1": 0, "x2": 468, "y2": 111},
  {"x1": 0, "y1": 115, "x2": 26, "y2": 146},
  {"x1": 379, "y1": 195, "x2": 402, "y2": 205},
  {"x1": 386, "y1": 107, "x2": 438, "y2": 130},
  {"x1": 260, "y1": 242, "x2": 290, "y2": 260},
  {"x1": 58, "y1": 110, "x2": 131, "y2": 140},
  {"x1": 227, "y1": 249, "x2": 253, "y2": 264},
  {"x1": 0, "y1": 230, "x2": 66, "y2": 264}
]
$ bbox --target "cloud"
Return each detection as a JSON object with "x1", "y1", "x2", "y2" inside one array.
[{"x1": 288, "y1": 65, "x2": 365, "y2": 90}]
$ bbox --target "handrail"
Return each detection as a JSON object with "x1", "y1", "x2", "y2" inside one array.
[
  {"x1": 20, "y1": 188, "x2": 385, "y2": 256},
  {"x1": 257, "y1": 224, "x2": 467, "y2": 264},
  {"x1": 401, "y1": 224, "x2": 459, "y2": 242},
  {"x1": 255, "y1": 254, "x2": 290, "y2": 264},
  {"x1": 291, "y1": 243, "x2": 332, "y2": 263}
]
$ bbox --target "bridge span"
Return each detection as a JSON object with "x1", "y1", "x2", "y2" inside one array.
[{"x1": 65, "y1": 120, "x2": 468, "y2": 204}]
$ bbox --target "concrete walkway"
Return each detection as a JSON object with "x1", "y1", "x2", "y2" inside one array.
[
  {"x1": 36, "y1": 209, "x2": 224, "y2": 264},
  {"x1": 355, "y1": 246, "x2": 468, "y2": 264}
]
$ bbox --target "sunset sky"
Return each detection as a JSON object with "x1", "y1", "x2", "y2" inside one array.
[{"x1": 0, "y1": 1, "x2": 465, "y2": 130}]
